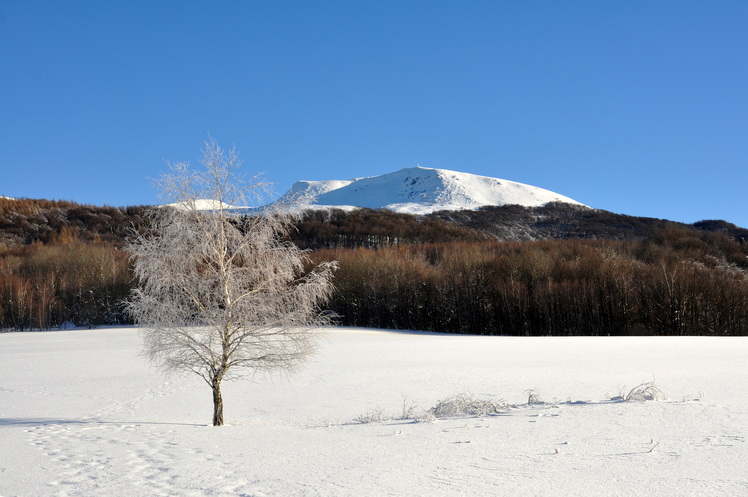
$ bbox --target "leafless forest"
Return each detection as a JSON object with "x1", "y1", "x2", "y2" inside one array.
[{"x1": 2, "y1": 198, "x2": 747, "y2": 335}]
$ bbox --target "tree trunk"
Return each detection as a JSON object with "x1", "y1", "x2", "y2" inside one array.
[{"x1": 212, "y1": 380, "x2": 224, "y2": 426}]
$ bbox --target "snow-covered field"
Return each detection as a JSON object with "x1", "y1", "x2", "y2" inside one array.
[{"x1": 1, "y1": 327, "x2": 747, "y2": 496}]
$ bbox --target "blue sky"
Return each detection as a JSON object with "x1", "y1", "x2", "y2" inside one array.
[{"x1": 2, "y1": 1, "x2": 747, "y2": 227}]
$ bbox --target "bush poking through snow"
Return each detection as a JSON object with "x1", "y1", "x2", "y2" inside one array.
[
  {"x1": 610, "y1": 379, "x2": 667, "y2": 402},
  {"x1": 353, "y1": 407, "x2": 388, "y2": 424},
  {"x1": 400, "y1": 396, "x2": 419, "y2": 420},
  {"x1": 354, "y1": 382, "x2": 668, "y2": 426},
  {"x1": 415, "y1": 412, "x2": 438, "y2": 423},
  {"x1": 526, "y1": 389, "x2": 544, "y2": 405},
  {"x1": 624, "y1": 381, "x2": 666, "y2": 401},
  {"x1": 428, "y1": 393, "x2": 508, "y2": 419}
]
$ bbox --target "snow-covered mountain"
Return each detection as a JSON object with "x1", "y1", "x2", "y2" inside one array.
[{"x1": 279, "y1": 166, "x2": 584, "y2": 214}]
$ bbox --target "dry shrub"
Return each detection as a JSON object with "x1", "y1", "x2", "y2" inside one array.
[
  {"x1": 428, "y1": 393, "x2": 508, "y2": 419},
  {"x1": 526, "y1": 389, "x2": 544, "y2": 405},
  {"x1": 625, "y1": 381, "x2": 667, "y2": 401},
  {"x1": 353, "y1": 407, "x2": 388, "y2": 424}
]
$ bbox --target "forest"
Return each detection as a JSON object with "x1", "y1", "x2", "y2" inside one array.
[{"x1": 1, "y1": 197, "x2": 747, "y2": 335}]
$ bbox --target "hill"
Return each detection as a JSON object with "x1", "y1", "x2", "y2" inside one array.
[
  {"x1": 280, "y1": 166, "x2": 584, "y2": 214},
  {"x1": 2, "y1": 196, "x2": 747, "y2": 335}
]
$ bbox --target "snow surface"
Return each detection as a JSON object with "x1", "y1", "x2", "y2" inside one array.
[
  {"x1": 1, "y1": 327, "x2": 747, "y2": 496},
  {"x1": 279, "y1": 166, "x2": 585, "y2": 214}
]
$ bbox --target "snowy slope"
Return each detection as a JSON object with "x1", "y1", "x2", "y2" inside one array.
[
  {"x1": 282, "y1": 179, "x2": 355, "y2": 201},
  {"x1": 280, "y1": 166, "x2": 584, "y2": 214}
]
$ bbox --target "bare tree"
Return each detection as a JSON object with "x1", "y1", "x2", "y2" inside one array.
[{"x1": 126, "y1": 139, "x2": 337, "y2": 426}]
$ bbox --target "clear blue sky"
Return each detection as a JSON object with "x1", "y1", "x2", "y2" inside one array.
[{"x1": 2, "y1": 1, "x2": 747, "y2": 227}]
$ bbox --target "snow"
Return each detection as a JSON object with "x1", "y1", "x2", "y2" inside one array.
[
  {"x1": 163, "y1": 199, "x2": 235, "y2": 211},
  {"x1": 1, "y1": 327, "x2": 747, "y2": 496},
  {"x1": 282, "y1": 179, "x2": 356, "y2": 200},
  {"x1": 157, "y1": 167, "x2": 585, "y2": 215},
  {"x1": 279, "y1": 166, "x2": 585, "y2": 214}
]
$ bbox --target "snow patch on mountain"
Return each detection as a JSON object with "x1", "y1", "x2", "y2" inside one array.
[
  {"x1": 281, "y1": 166, "x2": 584, "y2": 214},
  {"x1": 163, "y1": 199, "x2": 234, "y2": 211},
  {"x1": 283, "y1": 179, "x2": 355, "y2": 200}
]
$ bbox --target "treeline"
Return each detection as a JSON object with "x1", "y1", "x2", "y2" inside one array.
[
  {"x1": 0, "y1": 197, "x2": 149, "y2": 247},
  {"x1": 3, "y1": 197, "x2": 746, "y2": 249},
  {"x1": 2, "y1": 197, "x2": 748, "y2": 334},
  {"x1": 0, "y1": 198, "x2": 146, "y2": 330},
  {"x1": 314, "y1": 226, "x2": 748, "y2": 336},
  {"x1": 0, "y1": 229, "x2": 132, "y2": 330},
  {"x1": 432, "y1": 202, "x2": 748, "y2": 242},
  {"x1": 291, "y1": 208, "x2": 489, "y2": 249}
]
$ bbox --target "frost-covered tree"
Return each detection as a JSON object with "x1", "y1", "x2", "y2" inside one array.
[{"x1": 126, "y1": 139, "x2": 337, "y2": 426}]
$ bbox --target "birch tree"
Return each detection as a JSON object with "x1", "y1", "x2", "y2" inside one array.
[{"x1": 126, "y1": 139, "x2": 337, "y2": 425}]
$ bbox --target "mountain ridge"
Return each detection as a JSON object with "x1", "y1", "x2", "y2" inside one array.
[{"x1": 280, "y1": 166, "x2": 585, "y2": 214}]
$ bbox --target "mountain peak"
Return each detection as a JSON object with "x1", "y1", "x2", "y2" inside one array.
[{"x1": 280, "y1": 167, "x2": 584, "y2": 214}]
